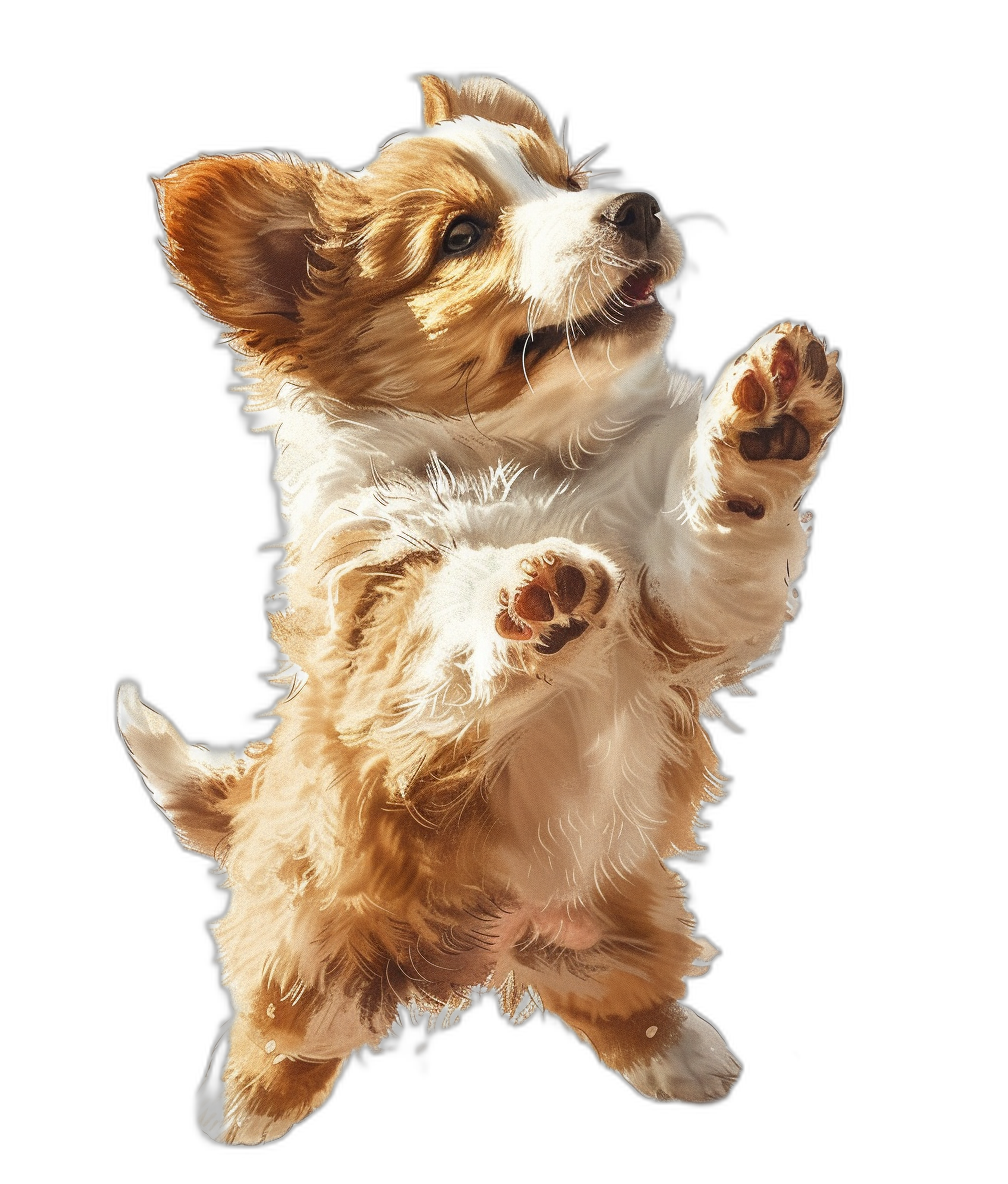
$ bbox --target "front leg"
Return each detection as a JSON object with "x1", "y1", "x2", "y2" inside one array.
[
  {"x1": 668, "y1": 323, "x2": 843, "y2": 661},
  {"x1": 693, "y1": 322, "x2": 842, "y2": 515},
  {"x1": 363, "y1": 538, "x2": 621, "y2": 736},
  {"x1": 492, "y1": 542, "x2": 614, "y2": 655}
]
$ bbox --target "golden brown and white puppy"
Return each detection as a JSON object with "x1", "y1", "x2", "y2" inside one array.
[{"x1": 118, "y1": 75, "x2": 842, "y2": 1144}]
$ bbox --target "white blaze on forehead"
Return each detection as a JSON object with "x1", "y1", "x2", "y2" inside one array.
[
  {"x1": 426, "y1": 116, "x2": 669, "y2": 332},
  {"x1": 426, "y1": 116, "x2": 555, "y2": 204},
  {"x1": 427, "y1": 117, "x2": 618, "y2": 324},
  {"x1": 506, "y1": 188, "x2": 615, "y2": 319}
]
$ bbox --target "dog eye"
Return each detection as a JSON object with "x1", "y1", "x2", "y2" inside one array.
[{"x1": 443, "y1": 218, "x2": 483, "y2": 255}]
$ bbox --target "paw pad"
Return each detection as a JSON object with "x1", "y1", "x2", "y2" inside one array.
[
  {"x1": 732, "y1": 339, "x2": 810, "y2": 461},
  {"x1": 733, "y1": 372, "x2": 767, "y2": 415},
  {"x1": 496, "y1": 552, "x2": 609, "y2": 653},
  {"x1": 722, "y1": 325, "x2": 842, "y2": 472},
  {"x1": 738, "y1": 413, "x2": 810, "y2": 462},
  {"x1": 713, "y1": 325, "x2": 842, "y2": 521}
]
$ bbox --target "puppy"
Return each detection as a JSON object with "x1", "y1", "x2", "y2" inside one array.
[{"x1": 118, "y1": 75, "x2": 842, "y2": 1144}]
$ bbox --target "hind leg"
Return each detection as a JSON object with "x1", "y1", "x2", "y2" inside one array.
[
  {"x1": 553, "y1": 997, "x2": 740, "y2": 1102},
  {"x1": 539, "y1": 977, "x2": 741, "y2": 1103},
  {"x1": 201, "y1": 1016, "x2": 344, "y2": 1145},
  {"x1": 516, "y1": 867, "x2": 741, "y2": 1102},
  {"x1": 201, "y1": 981, "x2": 396, "y2": 1145}
]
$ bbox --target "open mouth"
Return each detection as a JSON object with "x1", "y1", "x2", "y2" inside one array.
[
  {"x1": 508, "y1": 266, "x2": 662, "y2": 364},
  {"x1": 618, "y1": 268, "x2": 657, "y2": 307}
]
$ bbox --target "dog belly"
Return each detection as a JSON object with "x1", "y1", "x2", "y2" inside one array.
[
  {"x1": 494, "y1": 900, "x2": 602, "y2": 952},
  {"x1": 486, "y1": 684, "x2": 668, "y2": 918}
]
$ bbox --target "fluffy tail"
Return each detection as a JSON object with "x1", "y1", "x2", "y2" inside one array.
[{"x1": 117, "y1": 682, "x2": 253, "y2": 861}]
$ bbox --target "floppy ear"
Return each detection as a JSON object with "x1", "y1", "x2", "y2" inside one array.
[
  {"x1": 419, "y1": 74, "x2": 556, "y2": 145},
  {"x1": 155, "y1": 153, "x2": 340, "y2": 362}
]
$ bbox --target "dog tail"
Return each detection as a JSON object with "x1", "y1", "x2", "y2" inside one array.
[{"x1": 117, "y1": 682, "x2": 252, "y2": 862}]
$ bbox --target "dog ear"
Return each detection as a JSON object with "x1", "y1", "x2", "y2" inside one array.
[
  {"x1": 420, "y1": 75, "x2": 556, "y2": 145},
  {"x1": 155, "y1": 153, "x2": 344, "y2": 363}
]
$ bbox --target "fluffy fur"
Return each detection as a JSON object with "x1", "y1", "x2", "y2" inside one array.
[{"x1": 118, "y1": 75, "x2": 842, "y2": 1144}]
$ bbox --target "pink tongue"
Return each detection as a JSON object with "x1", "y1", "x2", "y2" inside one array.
[{"x1": 622, "y1": 273, "x2": 655, "y2": 303}]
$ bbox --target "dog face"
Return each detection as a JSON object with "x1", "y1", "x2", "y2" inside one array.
[{"x1": 157, "y1": 76, "x2": 682, "y2": 426}]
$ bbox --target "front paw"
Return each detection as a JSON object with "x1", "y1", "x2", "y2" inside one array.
[
  {"x1": 705, "y1": 324, "x2": 843, "y2": 517},
  {"x1": 495, "y1": 541, "x2": 615, "y2": 655},
  {"x1": 691, "y1": 326, "x2": 843, "y2": 525}
]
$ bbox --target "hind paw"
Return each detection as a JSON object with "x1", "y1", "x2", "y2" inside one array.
[
  {"x1": 495, "y1": 541, "x2": 614, "y2": 655},
  {"x1": 622, "y1": 1006, "x2": 741, "y2": 1103}
]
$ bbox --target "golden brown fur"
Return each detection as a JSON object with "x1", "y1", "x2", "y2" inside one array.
[{"x1": 119, "y1": 74, "x2": 842, "y2": 1143}]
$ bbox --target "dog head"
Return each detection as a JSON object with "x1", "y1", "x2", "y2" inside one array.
[{"x1": 157, "y1": 76, "x2": 682, "y2": 434}]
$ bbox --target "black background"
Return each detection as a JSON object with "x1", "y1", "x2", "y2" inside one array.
[{"x1": 90, "y1": 53, "x2": 885, "y2": 1165}]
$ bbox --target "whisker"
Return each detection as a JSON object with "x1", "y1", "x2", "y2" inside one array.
[
  {"x1": 666, "y1": 211, "x2": 728, "y2": 232},
  {"x1": 565, "y1": 279, "x2": 592, "y2": 389},
  {"x1": 521, "y1": 333, "x2": 536, "y2": 397}
]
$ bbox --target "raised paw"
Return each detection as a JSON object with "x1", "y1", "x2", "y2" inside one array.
[
  {"x1": 495, "y1": 542, "x2": 614, "y2": 654},
  {"x1": 721, "y1": 324, "x2": 842, "y2": 462},
  {"x1": 700, "y1": 323, "x2": 842, "y2": 520}
]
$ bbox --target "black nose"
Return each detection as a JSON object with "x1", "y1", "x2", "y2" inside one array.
[{"x1": 601, "y1": 191, "x2": 661, "y2": 249}]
